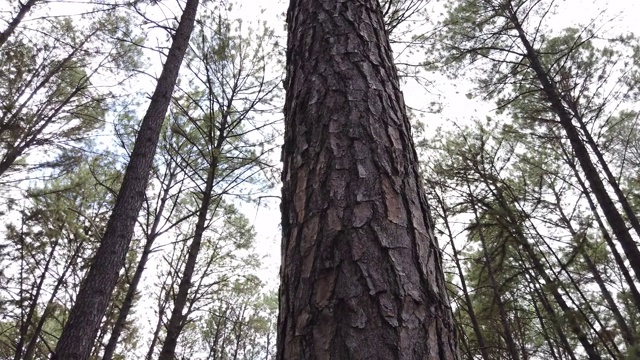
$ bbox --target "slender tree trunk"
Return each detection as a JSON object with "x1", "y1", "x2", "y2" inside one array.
[
  {"x1": 527, "y1": 274, "x2": 578, "y2": 360},
  {"x1": 529, "y1": 291, "x2": 561, "y2": 360},
  {"x1": 51, "y1": 0, "x2": 200, "y2": 357},
  {"x1": 0, "y1": 0, "x2": 38, "y2": 48},
  {"x1": 102, "y1": 168, "x2": 177, "y2": 360},
  {"x1": 13, "y1": 236, "x2": 58, "y2": 360},
  {"x1": 23, "y1": 242, "x2": 83, "y2": 360},
  {"x1": 158, "y1": 155, "x2": 219, "y2": 360},
  {"x1": 551, "y1": 185, "x2": 637, "y2": 347},
  {"x1": 508, "y1": 6, "x2": 640, "y2": 282},
  {"x1": 146, "y1": 283, "x2": 172, "y2": 360},
  {"x1": 583, "y1": 250, "x2": 636, "y2": 345},
  {"x1": 568, "y1": 99, "x2": 640, "y2": 241},
  {"x1": 468, "y1": 192, "x2": 521, "y2": 360},
  {"x1": 435, "y1": 191, "x2": 490, "y2": 360},
  {"x1": 277, "y1": 0, "x2": 459, "y2": 359},
  {"x1": 481, "y1": 180, "x2": 601, "y2": 359},
  {"x1": 559, "y1": 138, "x2": 640, "y2": 311}
]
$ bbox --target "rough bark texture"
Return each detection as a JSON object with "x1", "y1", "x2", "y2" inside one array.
[
  {"x1": 277, "y1": 1, "x2": 459, "y2": 359},
  {"x1": 50, "y1": 0, "x2": 199, "y2": 357}
]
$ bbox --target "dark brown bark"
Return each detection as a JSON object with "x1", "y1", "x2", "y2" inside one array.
[
  {"x1": 508, "y1": 5, "x2": 640, "y2": 283},
  {"x1": 277, "y1": 0, "x2": 459, "y2": 359},
  {"x1": 0, "y1": 0, "x2": 38, "y2": 48},
  {"x1": 50, "y1": 0, "x2": 200, "y2": 357}
]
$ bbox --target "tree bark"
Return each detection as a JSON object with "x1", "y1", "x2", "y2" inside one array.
[
  {"x1": 277, "y1": 0, "x2": 459, "y2": 359},
  {"x1": 51, "y1": 0, "x2": 200, "y2": 357}
]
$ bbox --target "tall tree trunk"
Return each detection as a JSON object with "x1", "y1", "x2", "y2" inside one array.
[
  {"x1": 434, "y1": 190, "x2": 490, "y2": 360},
  {"x1": 528, "y1": 289, "x2": 561, "y2": 360},
  {"x1": 102, "y1": 167, "x2": 177, "y2": 360},
  {"x1": 567, "y1": 97, "x2": 640, "y2": 241},
  {"x1": 508, "y1": 5, "x2": 640, "y2": 282},
  {"x1": 525, "y1": 270, "x2": 578, "y2": 360},
  {"x1": 481, "y1": 179, "x2": 601, "y2": 359},
  {"x1": 551, "y1": 185, "x2": 637, "y2": 347},
  {"x1": 146, "y1": 281, "x2": 172, "y2": 360},
  {"x1": 158, "y1": 155, "x2": 220, "y2": 360},
  {"x1": 558, "y1": 136, "x2": 640, "y2": 311},
  {"x1": 51, "y1": 0, "x2": 200, "y2": 357},
  {"x1": 13, "y1": 235, "x2": 58, "y2": 360},
  {"x1": 23, "y1": 242, "x2": 83, "y2": 360},
  {"x1": 468, "y1": 190, "x2": 520, "y2": 360},
  {"x1": 277, "y1": 0, "x2": 459, "y2": 359}
]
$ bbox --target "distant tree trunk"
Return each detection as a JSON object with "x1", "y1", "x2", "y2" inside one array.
[
  {"x1": 51, "y1": 0, "x2": 200, "y2": 357},
  {"x1": 567, "y1": 95, "x2": 640, "y2": 242},
  {"x1": 13, "y1": 235, "x2": 58, "y2": 360},
  {"x1": 529, "y1": 294, "x2": 561, "y2": 360},
  {"x1": 525, "y1": 273, "x2": 577, "y2": 360},
  {"x1": 559, "y1": 138, "x2": 640, "y2": 311},
  {"x1": 468, "y1": 191, "x2": 520, "y2": 360},
  {"x1": 23, "y1": 242, "x2": 83, "y2": 360},
  {"x1": 473, "y1": 169, "x2": 601, "y2": 359},
  {"x1": 0, "y1": 0, "x2": 38, "y2": 48},
  {"x1": 102, "y1": 167, "x2": 177, "y2": 360},
  {"x1": 434, "y1": 191, "x2": 490, "y2": 360},
  {"x1": 146, "y1": 282, "x2": 172, "y2": 360},
  {"x1": 551, "y1": 185, "x2": 637, "y2": 347},
  {"x1": 277, "y1": 0, "x2": 459, "y2": 359},
  {"x1": 508, "y1": 6, "x2": 640, "y2": 283},
  {"x1": 158, "y1": 152, "x2": 221, "y2": 360}
]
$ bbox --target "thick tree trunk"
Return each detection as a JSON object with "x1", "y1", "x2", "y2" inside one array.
[
  {"x1": 51, "y1": 0, "x2": 200, "y2": 357},
  {"x1": 277, "y1": 0, "x2": 459, "y2": 359}
]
